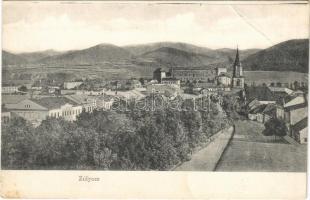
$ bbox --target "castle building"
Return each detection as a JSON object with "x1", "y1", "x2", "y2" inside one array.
[
  {"x1": 231, "y1": 47, "x2": 245, "y2": 88},
  {"x1": 169, "y1": 67, "x2": 217, "y2": 82}
]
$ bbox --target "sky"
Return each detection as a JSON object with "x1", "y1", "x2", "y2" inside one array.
[{"x1": 3, "y1": 2, "x2": 309, "y2": 53}]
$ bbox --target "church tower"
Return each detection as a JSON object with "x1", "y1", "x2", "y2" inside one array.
[{"x1": 232, "y1": 47, "x2": 244, "y2": 88}]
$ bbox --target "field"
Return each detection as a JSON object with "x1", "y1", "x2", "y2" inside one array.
[
  {"x1": 3, "y1": 61, "x2": 157, "y2": 81},
  {"x1": 216, "y1": 120, "x2": 307, "y2": 172},
  {"x1": 4, "y1": 63, "x2": 309, "y2": 85},
  {"x1": 244, "y1": 71, "x2": 308, "y2": 85}
]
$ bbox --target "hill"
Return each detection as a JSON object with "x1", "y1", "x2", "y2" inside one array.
[
  {"x1": 18, "y1": 50, "x2": 64, "y2": 62},
  {"x1": 242, "y1": 39, "x2": 309, "y2": 73},
  {"x1": 38, "y1": 44, "x2": 133, "y2": 65},
  {"x1": 139, "y1": 47, "x2": 226, "y2": 68},
  {"x1": 126, "y1": 42, "x2": 260, "y2": 67},
  {"x1": 216, "y1": 48, "x2": 261, "y2": 61},
  {"x1": 2, "y1": 51, "x2": 28, "y2": 66},
  {"x1": 124, "y1": 42, "x2": 215, "y2": 56}
]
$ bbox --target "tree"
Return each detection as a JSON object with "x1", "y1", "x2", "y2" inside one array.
[
  {"x1": 276, "y1": 82, "x2": 282, "y2": 87},
  {"x1": 18, "y1": 85, "x2": 28, "y2": 92},
  {"x1": 1, "y1": 117, "x2": 35, "y2": 169},
  {"x1": 263, "y1": 118, "x2": 287, "y2": 141}
]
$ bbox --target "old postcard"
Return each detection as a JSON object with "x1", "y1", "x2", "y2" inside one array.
[{"x1": 0, "y1": 1, "x2": 308, "y2": 198}]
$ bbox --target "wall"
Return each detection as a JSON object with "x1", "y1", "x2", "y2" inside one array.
[{"x1": 290, "y1": 107, "x2": 307, "y2": 125}]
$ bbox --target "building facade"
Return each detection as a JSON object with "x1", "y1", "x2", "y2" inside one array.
[
  {"x1": 5, "y1": 97, "x2": 83, "y2": 126},
  {"x1": 169, "y1": 67, "x2": 217, "y2": 82},
  {"x1": 153, "y1": 68, "x2": 167, "y2": 83},
  {"x1": 2, "y1": 85, "x2": 19, "y2": 94},
  {"x1": 161, "y1": 78, "x2": 181, "y2": 88},
  {"x1": 217, "y1": 73, "x2": 231, "y2": 86}
]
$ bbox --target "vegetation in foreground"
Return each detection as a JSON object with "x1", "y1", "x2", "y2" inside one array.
[{"x1": 2, "y1": 96, "x2": 233, "y2": 170}]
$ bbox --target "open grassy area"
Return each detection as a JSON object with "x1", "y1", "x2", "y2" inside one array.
[
  {"x1": 244, "y1": 71, "x2": 308, "y2": 86},
  {"x1": 216, "y1": 120, "x2": 307, "y2": 172}
]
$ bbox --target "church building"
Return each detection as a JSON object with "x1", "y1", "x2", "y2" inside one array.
[{"x1": 232, "y1": 47, "x2": 245, "y2": 88}]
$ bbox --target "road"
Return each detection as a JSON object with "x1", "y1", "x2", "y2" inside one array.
[
  {"x1": 174, "y1": 126, "x2": 234, "y2": 171},
  {"x1": 216, "y1": 120, "x2": 307, "y2": 172}
]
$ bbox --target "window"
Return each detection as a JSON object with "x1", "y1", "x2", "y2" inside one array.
[
  {"x1": 304, "y1": 138, "x2": 307, "y2": 142},
  {"x1": 25, "y1": 104, "x2": 30, "y2": 108}
]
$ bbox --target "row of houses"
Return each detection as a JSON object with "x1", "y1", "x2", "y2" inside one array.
[
  {"x1": 2, "y1": 94, "x2": 115, "y2": 127},
  {"x1": 246, "y1": 86, "x2": 307, "y2": 144}
]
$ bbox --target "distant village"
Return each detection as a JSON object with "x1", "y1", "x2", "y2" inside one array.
[{"x1": 2, "y1": 48, "x2": 308, "y2": 144}]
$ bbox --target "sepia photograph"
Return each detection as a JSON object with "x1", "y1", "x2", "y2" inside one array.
[
  {"x1": 1, "y1": 1, "x2": 308, "y2": 173},
  {"x1": 0, "y1": 2, "x2": 309, "y2": 198}
]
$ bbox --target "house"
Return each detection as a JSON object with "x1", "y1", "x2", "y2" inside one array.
[
  {"x1": 291, "y1": 90, "x2": 304, "y2": 96},
  {"x1": 6, "y1": 97, "x2": 83, "y2": 126},
  {"x1": 291, "y1": 117, "x2": 307, "y2": 144},
  {"x1": 279, "y1": 95, "x2": 308, "y2": 137},
  {"x1": 247, "y1": 99, "x2": 261, "y2": 112},
  {"x1": 2, "y1": 94, "x2": 30, "y2": 108},
  {"x1": 217, "y1": 67, "x2": 227, "y2": 76},
  {"x1": 161, "y1": 78, "x2": 181, "y2": 88},
  {"x1": 1, "y1": 107, "x2": 11, "y2": 125},
  {"x1": 268, "y1": 87, "x2": 293, "y2": 95},
  {"x1": 247, "y1": 104, "x2": 267, "y2": 122},
  {"x1": 261, "y1": 104, "x2": 277, "y2": 123},
  {"x1": 245, "y1": 86, "x2": 276, "y2": 104},
  {"x1": 104, "y1": 89, "x2": 146, "y2": 100},
  {"x1": 153, "y1": 68, "x2": 167, "y2": 83},
  {"x1": 146, "y1": 84, "x2": 181, "y2": 99},
  {"x1": 65, "y1": 94, "x2": 96, "y2": 113},
  {"x1": 217, "y1": 73, "x2": 231, "y2": 87},
  {"x1": 47, "y1": 86, "x2": 60, "y2": 94},
  {"x1": 128, "y1": 79, "x2": 142, "y2": 89},
  {"x1": 63, "y1": 81, "x2": 83, "y2": 89},
  {"x1": 61, "y1": 89, "x2": 105, "y2": 96},
  {"x1": 95, "y1": 96, "x2": 114, "y2": 110},
  {"x1": 199, "y1": 85, "x2": 231, "y2": 95},
  {"x1": 31, "y1": 86, "x2": 43, "y2": 91},
  {"x1": 2, "y1": 85, "x2": 19, "y2": 94}
]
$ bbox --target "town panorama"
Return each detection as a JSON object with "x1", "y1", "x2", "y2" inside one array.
[{"x1": 1, "y1": 3, "x2": 308, "y2": 172}]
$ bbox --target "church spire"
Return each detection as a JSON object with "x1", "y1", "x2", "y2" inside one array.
[{"x1": 233, "y1": 46, "x2": 241, "y2": 77}]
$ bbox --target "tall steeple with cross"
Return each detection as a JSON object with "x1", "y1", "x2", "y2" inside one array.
[{"x1": 232, "y1": 46, "x2": 244, "y2": 88}]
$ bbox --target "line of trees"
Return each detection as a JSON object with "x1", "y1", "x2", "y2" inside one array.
[{"x1": 2, "y1": 96, "x2": 231, "y2": 170}]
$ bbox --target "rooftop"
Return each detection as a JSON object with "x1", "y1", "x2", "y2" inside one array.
[
  {"x1": 292, "y1": 117, "x2": 308, "y2": 132},
  {"x1": 245, "y1": 86, "x2": 276, "y2": 102},
  {"x1": 31, "y1": 97, "x2": 78, "y2": 110},
  {"x1": 171, "y1": 67, "x2": 214, "y2": 71},
  {"x1": 249, "y1": 104, "x2": 267, "y2": 114},
  {"x1": 268, "y1": 87, "x2": 293, "y2": 95},
  {"x1": 262, "y1": 104, "x2": 277, "y2": 115},
  {"x1": 162, "y1": 78, "x2": 179, "y2": 81},
  {"x1": 2, "y1": 94, "x2": 29, "y2": 104}
]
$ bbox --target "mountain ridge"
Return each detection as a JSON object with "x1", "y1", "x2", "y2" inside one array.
[
  {"x1": 2, "y1": 39, "x2": 308, "y2": 74},
  {"x1": 242, "y1": 39, "x2": 308, "y2": 73}
]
